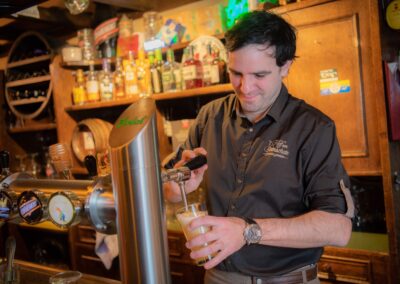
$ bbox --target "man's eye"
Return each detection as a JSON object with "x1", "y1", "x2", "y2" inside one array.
[{"x1": 255, "y1": 73, "x2": 266, "y2": 78}]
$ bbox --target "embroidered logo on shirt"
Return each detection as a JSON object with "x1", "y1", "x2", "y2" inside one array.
[{"x1": 263, "y1": 140, "x2": 289, "y2": 159}]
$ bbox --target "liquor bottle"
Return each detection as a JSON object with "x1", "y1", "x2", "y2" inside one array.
[
  {"x1": 99, "y1": 58, "x2": 113, "y2": 101},
  {"x1": 72, "y1": 69, "x2": 87, "y2": 105},
  {"x1": 150, "y1": 49, "x2": 163, "y2": 94},
  {"x1": 86, "y1": 64, "x2": 100, "y2": 103},
  {"x1": 123, "y1": 50, "x2": 139, "y2": 97},
  {"x1": 161, "y1": 49, "x2": 182, "y2": 92},
  {"x1": 202, "y1": 44, "x2": 214, "y2": 87},
  {"x1": 211, "y1": 49, "x2": 228, "y2": 84},
  {"x1": 136, "y1": 49, "x2": 151, "y2": 97},
  {"x1": 182, "y1": 46, "x2": 203, "y2": 89},
  {"x1": 0, "y1": 150, "x2": 11, "y2": 181},
  {"x1": 113, "y1": 57, "x2": 125, "y2": 99}
]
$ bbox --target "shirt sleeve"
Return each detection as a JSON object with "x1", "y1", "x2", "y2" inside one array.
[{"x1": 302, "y1": 121, "x2": 352, "y2": 215}]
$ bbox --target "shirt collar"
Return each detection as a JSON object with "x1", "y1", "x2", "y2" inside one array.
[{"x1": 229, "y1": 84, "x2": 289, "y2": 124}]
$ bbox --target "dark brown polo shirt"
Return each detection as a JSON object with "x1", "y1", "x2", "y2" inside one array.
[{"x1": 183, "y1": 84, "x2": 349, "y2": 276}]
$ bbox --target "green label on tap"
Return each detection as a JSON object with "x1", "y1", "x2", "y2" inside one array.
[{"x1": 116, "y1": 116, "x2": 147, "y2": 128}]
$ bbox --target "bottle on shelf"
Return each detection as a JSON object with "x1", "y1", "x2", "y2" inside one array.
[
  {"x1": 161, "y1": 48, "x2": 182, "y2": 92},
  {"x1": 182, "y1": 45, "x2": 203, "y2": 89},
  {"x1": 99, "y1": 58, "x2": 114, "y2": 101},
  {"x1": 211, "y1": 48, "x2": 228, "y2": 84},
  {"x1": 0, "y1": 150, "x2": 11, "y2": 181},
  {"x1": 123, "y1": 50, "x2": 139, "y2": 98},
  {"x1": 86, "y1": 63, "x2": 100, "y2": 103},
  {"x1": 149, "y1": 49, "x2": 163, "y2": 94},
  {"x1": 72, "y1": 69, "x2": 87, "y2": 105},
  {"x1": 202, "y1": 44, "x2": 214, "y2": 87},
  {"x1": 113, "y1": 57, "x2": 126, "y2": 100},
  {"x1": 136, "y1": 49, "x2": 152, "y2": 97}
]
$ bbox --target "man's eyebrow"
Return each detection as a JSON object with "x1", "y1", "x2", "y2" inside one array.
[{"x1": 228, "y1": 68, "x2": 271, "y2": 75}]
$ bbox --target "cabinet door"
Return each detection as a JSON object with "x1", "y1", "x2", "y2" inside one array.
[{"x1": 280, "y1": 0, "x2": 383, "y2": 175}]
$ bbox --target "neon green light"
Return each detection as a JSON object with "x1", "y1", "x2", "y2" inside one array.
[{"x1": 225, "y1": 0, "x2": 248, "y2": 29}]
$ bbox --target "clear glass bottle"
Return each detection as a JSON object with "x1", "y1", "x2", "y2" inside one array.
[
  {"x1": 182, "y1": 46, "x2": 203, "y2": 89},
  {"x1": 113, "y1": 57, "x2": 125, "y2": 99},
  {"x1": 161, "y1": 49, "x2": 181, "y2": 92},
  {"x1": 72, "y1": 69, "x2": 87, "y2": 105},
  {"x1": 123, "y1": 50, "x2": 139, "y2": 97},
  {"x1": 99, "y1": 58, "x2": 113, "y2": 101},
  {"x1": 86, "y1": 63, "x2": 100, "y2": 103},
  {"x1": 150, "y1": 50, "x2": 163, "y2": 94},
  {"x1": 136, "y1": 49, "x2": 151, "y2": 97}
]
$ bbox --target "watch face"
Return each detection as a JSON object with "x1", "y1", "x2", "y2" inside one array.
[
  {"x1": 48, "y1": 192, "x2": 75, "y2": 227},
  {"x1": 245, "y1": 224, "x2": 262, "y2": 244}
]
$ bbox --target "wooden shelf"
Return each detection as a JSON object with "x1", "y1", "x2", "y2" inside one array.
[
  {"x1": 9, "y1": 97, "x2": 46, "y2": 106},
  {"x1": 153, "y1": 83, "x2": 233, "y2": 100},
  {"x1": 7, "y1": 54, "x2": 52, "y2": 69},
  {"x1": 6, "y1": 75, "x2": 51, "y2": 88},
  {"x1": 8, "y1": 122, "x2": 57, "y2": 133},
  {"x1": 65, "y1": 84, "x2": 233, "y2": 112}
]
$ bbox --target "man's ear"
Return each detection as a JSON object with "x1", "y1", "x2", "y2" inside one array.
[{"x1": 280, "y1": 60, "x2": 293, "y2": 77}]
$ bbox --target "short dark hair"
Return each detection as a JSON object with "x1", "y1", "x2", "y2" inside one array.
[{"x1": 225, "y1": 11, "x2": 296, "y2": 67}]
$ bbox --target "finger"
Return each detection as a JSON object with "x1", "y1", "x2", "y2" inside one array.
[
  {"x1": 203, "y1": 248, "x2": 231, "y2": 270},
  {"x1": 186, "y1": 230, "x2": 218, "y2": 249},
  {"x1": 189, "y1": 215, "x2": 220, "y2": 230},
  {"x1": 189, "y1": 240, "x2": 223, "y2": 261},
  {"x1": 193, "y1": 147, "x2": 207, "y2": 156}
]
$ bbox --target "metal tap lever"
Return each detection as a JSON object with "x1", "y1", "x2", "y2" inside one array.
[
  {"x1": 4, "y1": 236, "x2": 16, "y2": 284},
  {"x1": 161, "y1": 154, "x2": 207, "y2": 183},
  {"x1": 84, "y1": 155, "x2": 98, "y2": 179}
]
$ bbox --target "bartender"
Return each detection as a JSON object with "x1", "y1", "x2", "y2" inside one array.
[{"x1": 164, "y1": 10, "x2": 354, "y2": 284}]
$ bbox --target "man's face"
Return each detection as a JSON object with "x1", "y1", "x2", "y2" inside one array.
[{"x1": 228, "y1": 44, "x2": 292, "y2": 122}]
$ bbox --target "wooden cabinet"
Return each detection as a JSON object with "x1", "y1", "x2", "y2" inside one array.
[{"x1": 272, "y1": 0, "x2": 399, "y2": 283}]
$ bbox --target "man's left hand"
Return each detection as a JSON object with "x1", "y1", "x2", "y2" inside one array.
[{"x1": 185, "y1": 215, "x2": 246, "y2": 269}]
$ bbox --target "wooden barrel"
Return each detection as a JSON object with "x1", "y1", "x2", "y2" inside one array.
[{"x1": 71, "y1": 118, "x2": 113, "y2": 162}]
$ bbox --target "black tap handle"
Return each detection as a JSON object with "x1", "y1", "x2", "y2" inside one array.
[
  {"x1": 0, "y1": 150, "x2": 10, "y2": 169},
  {"x1": 183, "y1": 154, "x2": 207, "y2": 171},
  {"x1": 84, "y1": 155, "x2": 98, "y2": 178}
]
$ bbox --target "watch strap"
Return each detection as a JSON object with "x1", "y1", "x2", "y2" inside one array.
[{"x1": 242, "y1": 216, "x2": 256, "y2": 225}]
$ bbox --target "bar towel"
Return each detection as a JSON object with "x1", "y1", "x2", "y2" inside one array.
[{"x1": 95, "y1": 232, "x2": 119, "y2": 270}]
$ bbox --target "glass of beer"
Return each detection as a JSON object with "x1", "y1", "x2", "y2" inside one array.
[{"x1": 176, "y1": 203, "x2": 215, "y2": 266}]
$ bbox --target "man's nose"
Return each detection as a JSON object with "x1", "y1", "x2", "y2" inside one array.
[{"x1": 240, "y1": 76, "x2": 253, "y2": 94}]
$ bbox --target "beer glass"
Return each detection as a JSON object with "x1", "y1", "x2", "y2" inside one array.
[{"x1": 176, "y1": 203, "x2": 215, "y2": 266}]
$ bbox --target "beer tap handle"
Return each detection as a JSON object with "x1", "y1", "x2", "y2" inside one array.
[
  {"x1": 84, "y1": 155, "x2": 98, "y2": 179},
  {"x1": 183, "y1": 154, "x2": 207, "y2": 170},
  {"x1": 0, "y1": 150, "x2": 10, "y2": 170}
]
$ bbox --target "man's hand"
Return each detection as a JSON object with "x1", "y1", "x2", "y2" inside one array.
[
  {"x1": 185, "y1": 216, "x2": 246, "y2": 269},
  {"x1": 164, "y1": 148, "x2": 208, "y2": 202}
]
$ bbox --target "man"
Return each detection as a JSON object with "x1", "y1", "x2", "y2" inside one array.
[{"x1": 164, "y1": 10, "x2": 354, "y2": 284}]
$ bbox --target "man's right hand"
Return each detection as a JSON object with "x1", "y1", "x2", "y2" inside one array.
[{"x1": 164, "y1": 147, "x2": 208, "y2": 203}]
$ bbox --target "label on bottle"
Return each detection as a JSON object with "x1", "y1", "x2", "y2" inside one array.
[
  {"x1": 86, "y1": 80, "x2": 100, "y2": 102},
  {"x1": 72, "y1": 86, "x2": 86, "y2": 105},
  {"x1": 162, "y1": 71, "x2": 173, "y2": 92},
  {"x1": 151, "y1": 69, "x2": 162, "y2": 93},
  {"x1": 182, "y1": 66, "x2": 197, "y2": 80},
  {"x1": 100, "y1": 81, "x2": 113, "y2": 101},
  {"x1": 173, "y1": 69, "x2": 182, "y2": 90},
  {"x1": 210, "y1": 65, "x2": 221, "y2": 84}
]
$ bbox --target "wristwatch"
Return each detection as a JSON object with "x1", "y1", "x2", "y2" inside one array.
[{"x1": 242, "y1": 217, "x2": 262, "y2": 245}]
